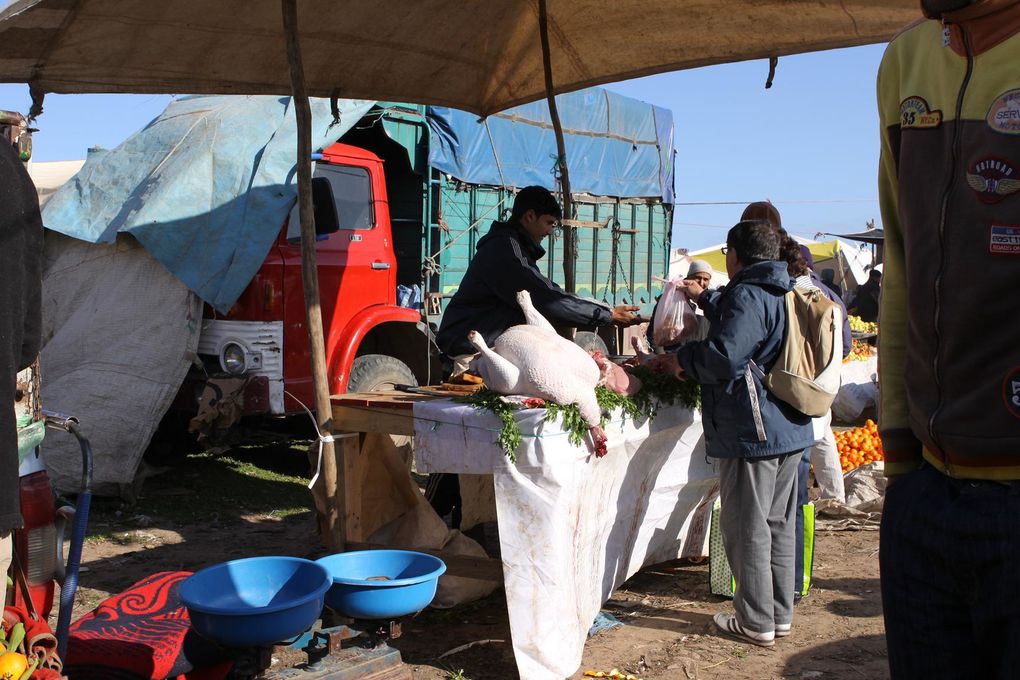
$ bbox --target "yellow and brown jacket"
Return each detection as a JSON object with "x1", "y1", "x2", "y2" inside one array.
[{"x1": 877, "y1": 0, "x2": 1020, "y2": 479}]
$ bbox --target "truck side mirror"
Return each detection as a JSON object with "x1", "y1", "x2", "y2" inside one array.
[{"x1": 312, "y1": 176, "x2": 340, "y2": 236}]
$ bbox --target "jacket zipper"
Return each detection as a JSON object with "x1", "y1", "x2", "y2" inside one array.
[{"x1": 927, "y1": 23, "x2": 974, "y2": 476}]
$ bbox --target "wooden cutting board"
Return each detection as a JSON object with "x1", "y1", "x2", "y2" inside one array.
[{"x1": 437, "y1": 382, "x2": 483, "y2": 394}]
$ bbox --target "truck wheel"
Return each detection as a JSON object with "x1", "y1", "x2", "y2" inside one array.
[
  {"x1": 347, "y1": 354, "x2": 418, "y2": 393},
  {"x1": 573, "y1": 331, "x2": 609, "y2": 355},
  {"x1": 346, "y1": 354, "x2": 417, "y2": 452}
]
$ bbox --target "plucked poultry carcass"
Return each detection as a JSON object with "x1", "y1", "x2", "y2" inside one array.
[
  {"x1": 468, "y1": 290, "x2": 608, "y2": 457},
  {"x1": 591, "y1": 351, "x2": 642, "y2": 397}
]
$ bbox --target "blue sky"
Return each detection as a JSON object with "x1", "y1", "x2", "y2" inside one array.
[{"x1": 0, "y1": 43, "x2": 887, "y2": 252}]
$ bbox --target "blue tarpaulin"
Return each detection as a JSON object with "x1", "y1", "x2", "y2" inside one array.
[
  {"x1": 42, "y1": 95, "x2": 374, "y2": 312},
  {"x1": 427, "y1": 88, "x2": 674, "y2": 203}
]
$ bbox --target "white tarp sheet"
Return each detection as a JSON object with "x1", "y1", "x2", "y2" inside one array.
[
  {"x1": 413, "y1": 400, "x2": 717, "y2": 680},
  {"x1": 40, "y1": 232, "x2": 202, "y2": 495}
]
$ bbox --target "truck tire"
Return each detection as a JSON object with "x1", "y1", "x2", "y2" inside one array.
[
  {"x1": 347, "y1": 354, "x2": 418, "y2": 393},
  {"x1": 347, "y1": 354, "x2": 418, "y2": 452},
  {"x1": 573, "y1": 331, "x2": 609, "y2": 355}
]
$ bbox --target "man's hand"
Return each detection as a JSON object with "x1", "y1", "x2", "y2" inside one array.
[
  {"x1": 611, "y1": 304, "x2": 642, "y2": 327},
  {"x1": 646, "y1": 352, "x2": 686, "y2": 379},
  {"x1": 681, "y1": 279, "x2": 705, "y2": 301}
]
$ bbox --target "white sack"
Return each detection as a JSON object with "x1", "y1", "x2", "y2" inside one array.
[{"x1": 832, "y1": 356, "x2": 879, "y2": 422}]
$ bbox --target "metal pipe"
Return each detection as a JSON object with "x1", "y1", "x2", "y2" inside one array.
[{"x1": 42, "y1": 411, "x2": 93, "y2": 660}]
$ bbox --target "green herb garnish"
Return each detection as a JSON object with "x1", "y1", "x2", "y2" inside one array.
[{"x1": 455, "y1": 366, "x2": 700, "y2": 461}]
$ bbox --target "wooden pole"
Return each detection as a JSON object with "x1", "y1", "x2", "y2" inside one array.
[
  {"x1": 282, "y1": 0, "x2": 344, "y2": 552},
  {"x1": 538, "y1": 0, "x2": 575, "y2": 293}
]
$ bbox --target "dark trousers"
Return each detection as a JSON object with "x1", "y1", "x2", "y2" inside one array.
[{"x1": 880, "y1": 463, "x2": 1020, "y2": 680}]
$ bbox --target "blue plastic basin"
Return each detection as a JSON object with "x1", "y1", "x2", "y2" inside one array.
[
  {"x1": 316, "y1": 550, "x2": 446, "y2": 619},
  {"x1": 179, "y1": 556, "x2": 331, "y2": 647}
]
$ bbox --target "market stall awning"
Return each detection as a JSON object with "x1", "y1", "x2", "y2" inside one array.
[
  {"x1": 0, "y1": 0, "x2": 918, "y2": 118},
  {"x1": 825, "y1": 228, "x2": 885, "y2": 244},
  {"x1": 685, "y1": 238, "x2": 843, "y2": 274}
]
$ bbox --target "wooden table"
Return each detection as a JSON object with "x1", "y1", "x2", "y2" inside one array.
[{"x1": 330, "y1": 390, "x2": 503, "y2": 582}]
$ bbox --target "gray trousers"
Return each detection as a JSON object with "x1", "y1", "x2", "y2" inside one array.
[{"x1": 718, "y1": 451, "x2": 800, "y2": 634}]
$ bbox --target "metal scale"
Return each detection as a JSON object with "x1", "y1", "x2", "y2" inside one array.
[{"x1": 226, "y1": 615, "x2": 413, "y2": 680}]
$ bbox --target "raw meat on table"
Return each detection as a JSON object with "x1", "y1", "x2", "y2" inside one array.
[{"x1": 468, "y1": 290, "x2": 608, "y2": 456}]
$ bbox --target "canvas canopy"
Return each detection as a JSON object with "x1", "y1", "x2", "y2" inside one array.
[
  {"x1": 686, "y1": 238, "x2": 845, "y2": 275},
  {"x1": 672, "y1": 237, "x2": 868, "y2": 294},
  {"x1": 0, "y1": 0, "x2": 918, "y2": 118},
  {"x1": 826, "y1": 227, "x2": 885, "y2": 244}
]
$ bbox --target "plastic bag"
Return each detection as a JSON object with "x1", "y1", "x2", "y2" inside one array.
[{"x1": 652, "y1": 279, "x2": 697, "y2": 347}]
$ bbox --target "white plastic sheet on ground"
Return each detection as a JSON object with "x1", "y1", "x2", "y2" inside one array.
[
  {"x1": 40, "y1": 232, "x2": 201, "y2": 495},
  {"x1": 816, "y1": 462, "x2": 886, "y2": 530},
  {"x1": 413, "y1": 400, "x2": 716, "y2": 680}
]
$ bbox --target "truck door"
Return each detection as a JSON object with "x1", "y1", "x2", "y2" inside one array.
[{"x1": 279, "y1": 159, "x2": 396, "y2": 408}]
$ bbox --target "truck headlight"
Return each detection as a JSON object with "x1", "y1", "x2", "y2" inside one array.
[{"x1": 221, "y1": 342, "x2": 247, "y2": 375}]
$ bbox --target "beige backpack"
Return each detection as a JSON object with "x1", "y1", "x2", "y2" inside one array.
[{"x1": 750, "y1": 287, "x2": 842, "y2": 418}]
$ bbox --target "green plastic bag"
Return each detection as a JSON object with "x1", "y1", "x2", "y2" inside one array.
[{"x1": 709, "y1": 498, "x2": 815, "y2": 599}]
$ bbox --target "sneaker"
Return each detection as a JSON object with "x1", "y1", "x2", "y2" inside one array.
[
  {"x1": 775, "y1": 623, "x2": 791, "y2": 638},
  {"x1": 712, "y1": 612, "x2": 775, "y2": 647}
]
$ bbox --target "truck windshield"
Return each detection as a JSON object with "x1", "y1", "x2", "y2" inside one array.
[{"x1": 317, "y1": 163, "x2": 374, "y2": 231}]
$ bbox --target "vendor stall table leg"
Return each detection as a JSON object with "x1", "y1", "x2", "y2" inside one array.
[{"x1": 329, "y1": 392, "x2": 503, "y2": 583}]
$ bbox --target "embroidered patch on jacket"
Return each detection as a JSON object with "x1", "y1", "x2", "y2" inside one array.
[
  {"x1": 1003, "y1": 366, "x2": 1020, "y2": 420},
  {"x1": 987, "y1": 89, "x2": 1020, "y2": 135},
  {"x1": 899, "y1": 96, "x2": 942, "y2": 129},
  {"x1": 967, "y1": 157, "x2": 1020, "y2": 204},
  {"x1": 989, "y1": 224, "x2": 1020, "y2": 254}
]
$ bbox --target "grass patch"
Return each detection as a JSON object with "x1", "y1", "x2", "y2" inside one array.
[{"x1": 83, "y1": 439, "x2": 314, "y2": 540}]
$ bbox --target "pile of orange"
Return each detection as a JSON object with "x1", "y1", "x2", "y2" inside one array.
[
  {"x1": 844, "y1": 338, "x2": 876, "y2": 363},
  {"x1": 835, "y1": 419, "x2": 884, "y2": 473}
]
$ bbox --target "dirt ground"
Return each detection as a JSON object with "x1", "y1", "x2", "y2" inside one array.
[{"x1": 70, "y1": 505, "x2": 886, "y2": 680}]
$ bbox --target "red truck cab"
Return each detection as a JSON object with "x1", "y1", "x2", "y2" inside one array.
[{"x1": 187, "y1": 142, "x2": 430, "y2": 419}]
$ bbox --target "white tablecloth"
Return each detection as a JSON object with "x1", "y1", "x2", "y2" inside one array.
[{"x1": 413, "y1": 400, "x2": 718, "y2": 680}]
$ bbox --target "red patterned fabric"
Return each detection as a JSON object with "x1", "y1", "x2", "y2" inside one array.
[{"x1": 66, "y1": 572, "x2": 232, "y2": 680}]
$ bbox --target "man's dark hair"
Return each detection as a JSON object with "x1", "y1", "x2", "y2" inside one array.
[
  {"x1": 510, "y1": 186, "x2": 562, "y2": 222},
  {"x1": 726, "y1": 220, "x2": 780, "y2": 265}
]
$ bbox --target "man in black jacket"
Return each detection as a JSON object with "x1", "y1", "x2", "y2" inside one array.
[
  {"x1": 0, "y1": 139, "x2": 43, "y2": 612},
  {"x1": 431, "y1": 186, "x2": 640, "y2": 526},
  {"x1": 847, "y1": 269, "x2": 881, "y2": 323},
  {"x1": 436, "y1": 186, "x2": 640, "y2": 369}
]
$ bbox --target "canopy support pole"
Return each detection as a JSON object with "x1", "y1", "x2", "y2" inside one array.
[
  {"x1": 282, "y1": 0, "x2": 344, "y2": 552},
  {"x1": 538, "y1": 0, "x2": 575, "y2": 294}
]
